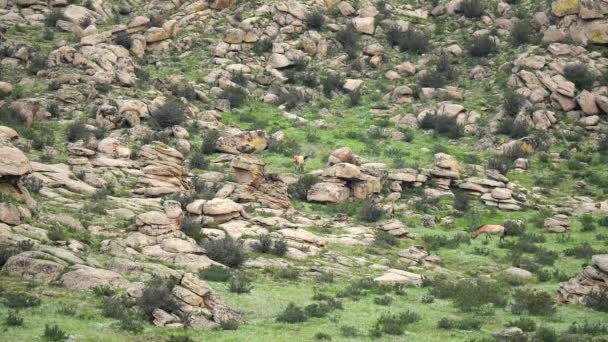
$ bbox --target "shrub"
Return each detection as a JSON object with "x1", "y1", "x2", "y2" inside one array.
[
  {"x1": 374, "y1": 295, "x2": 394, "y2": 306},
  {"x1": 418, "y1": 70, "x2": 447, "y2": 88},
  {"x1": 253, "y1": 38, "x2": 273, "y2": 55},
  {"x1": 305, "y1": 11, "x2": 325, "y2": 30},
  {"x1": 564, "y1": 242, "x2": 602, "y2": 259},
  {"x1": 93, "y1": 285, "x2": 116, "y2": 297},
  {"x1": 229, "y1": 271, "x2": 253, "y2": 294},
  {"x1": 253, "y1": 234, "x2": 273, "y2": 253},
  {"x1": 349, "y1": 90, "x2": 361, "y2": 107},
  {"x1": 340, "y1": 325, "x2": 359, "y2": 337},
  {"x1": 46, "y1": 9, "x2": 62, "y2": 27},
  {"x1": 5, "y1": 311, "x2": 24, "y2": 327},
  {"x1": 180, "y1": 217, "x2": 203, "y2": 242},
  {"x1": 66, "y1": 121, "x2": 94, "y2": 142},
  {"x1": 220, "y1": 320, "x2": 240, "y2": 331},
  {"x1": 0, "y1": 240, "x2": 34, "y2": 267},
  {"x1": 422, "y1": 234, "x2": 470, "y2": 250},
  {"x1": 203, "y1": 238, "x2": 247, "y2": 268},
  {"x1": 511, "y1": 20, "x2": 533, "y2": 46},
  {"x1": 533, "y1": 248, "x2": 558, "y2": 266},
  {"x1": 503, "y1": 89, "x2": 525, "y2": 116},
  {"x1": 511, "y1": 289, "x2": 556, "y2": 316},
  {"x1": 189, "y1": 146, "x2": 209, "y2": 170},
  {"x1": 272, "y1": 239, "x2": 288, "y2": 256},
  {"x1": 336, "y1": 27, "x2": 360, "y2": 59},
  {"x1": 152, "y1": 100, "x2": 186, "y2": 128},
  {"x1": 321, "y1": 73, "x2": 342, "y2": 97},
  {"x1": 579, "y1": 214, "x2": 596, "y2": 232},
  {"x1": 288, "y1": 175, "x2": 319, "y2": 200},
  {"x1": 101, "y1": 294, "x2": 130, "y2": 319},
  {"x1": 461, "y1": 0, "x2": 484, "y2": 18},
  {"x1": 429, "y1": 276, "x2": 507, "y2": 312},
  {"x1": 564, "y1": 64, "x2": 595, "y2": 91},
  {"x1": 372, "y1": 311, "x2": 421, "y2": 336},
  {"x1": 469, "y1": 34, "x2": 496, "y2": 57},
  {"x1": 220, "y1": 86, "x2": 248, "y2": 108},
  {"x1": 231, "y1": 71, "x2": 247, "y2": 87},
  {"x1": 200, "y1": 129, "x2": 220, "y2": 154},
  {"x1": 585, "y1": 287, "x2": 608, "y2": 312},
  {"x1": 504, "y1": 220, "x2": 525, "y2": 237},
  {"x1": 3, "y1": 292, "x2": 41, "y2": 309},
  {"x1": 0, "y1": 105, "x2": 24, "y2": 126},
  {"x1": 360, "y1": 201, "x2": 383, "y2": 222},
  {"x1": 276, "y1": 302, "x2": 307, "y2": 323},
  {"x1": 199, "y1": 265, "x2": 231, "y2": 282},
  {"x1": 114, "y1": 32, "x2": 132, "y2": 50},
  {"x1": 43, "y1": 324, "x2": 68, "y2": 341},
  {"x1": 419, "y1": 115, "x2": 464, "y2": 139},
  {"x1": 79, "y1": 16, "x2": 92, "y2": 28},
  {"x1": 453, "y1": 189, "x2": 470, "y2": 213},
  {"x1": 533, "y1": 326, "x2": 558, "y2": 342},
  {"x1": 567, "y1": 320, "x2": 608, "y2": 336},
  {"x1": 397, "y1": 28, "x2": 431, "y2": 54},
  {"x1": 497, "y1": 117, "x2": 530, "y2": 138},
  {"x1": 274, "y1": 267, "x2": 300, "y2": 280},
  {"x1": 136, "y1": 276, "x2": 179, "y2": 319},
  {"x1": 373, "y1": 231, "x2": 400, "y2": 248},
  {"x1": 507, "y1": 317, "x2": 537, "y2": 332},
  {"x1": 167, "y1": 336, "x2": 195, "y2": 342},
  {"x1": 267, "y1": 137, "x2": 300, "y2": 157}
]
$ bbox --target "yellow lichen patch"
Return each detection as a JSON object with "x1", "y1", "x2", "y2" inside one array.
[
  {"x1": 588, "y1": 29, "x2": 608, "y2": 44},
  {"x1": 551, "y1": 0, "x2": 579, "y2": 17}
]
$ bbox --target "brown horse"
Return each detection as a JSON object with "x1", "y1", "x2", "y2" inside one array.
[{"x1": 473, "y1": 224, "x2": 505, "y2": 241}]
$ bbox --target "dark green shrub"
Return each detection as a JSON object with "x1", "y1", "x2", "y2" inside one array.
[
  {"x1": 585, "y1": 287, "x2": 608, "y2": 312},
  {"x1": 113, "y1": 31, "x2": 132, "y2": 49},
  {"x1": 314, "y1": 332, "x2": 332, "y2": 340},
  {"x1": 360, "y1": 201, "x2": 383, "y2": 222},
  {"x1": 253, "y1": 38, "x2": 273, "y2": 55},
  {"x1": 167, "y1": 336, "x2": 195, "y2": 342},
  {"x1": 336, "y1": 27, "x2": 360, "y2": 59},
  {"x1": 253, "y1": 234, "x2": 273, "y2": 253},
  {"x1": 511, "y1": 20, "x2": 533, "y2": 46},
  {"x1": 305, "y1": 11, "x2": 325, "y2": 30},
  {"x1": 349, "y1": 90, "x2": 361, "y2": 107},
  {"x1": 533, "y1": 248, "x2": 558, "y2": 266},
  {"x1": 28, "y1": 54, "x2": 47, "y2": 75},
  {"x1": 564, "y1": 242, "x2": 601, "y2": 258},
  {"x1": 274, "y1": 267, "x2": 300, "y2": 280},
  {"x1": 200, "y1": 129, "x2": 220, "y2": 154},
  {"x1": 373, "y1": 231, "x2": 400, "y2": 248},
  {"x1": 321, "y1": 73, "x2": 342, "y2": 97},
  {"x1": 180, "y1": 217, "x2": 203, "y2": 242},
  {"x1": 46, "y1": 9, "x2": 62, "y2": 27},
  {"x1": 5, "y1": 311, "x2": 24, "y2": 326},
  {"x1": 101, "y1": 294, "x2": 130, "y2": 319},
  {"x1": 272, "y1": 239, "x2": 288, "y2": 256},
  {"x1": 305, "y1": 302, "x2": 333, "y2": 318},
  {"x1": 93, "y1": 285, "x2": 116, "y2": 297},
  {"x1": 398, "y1": 28, "x2": 431, "y2": 54},
  {"x1": 579, "y1": 214, "x2": 596, "y2": 232},
  {"x1": 536, "y1": 269, "x2": 553, "y2": 282},
  {"x1": 461, "y1": 0, "x2": 484, "y2": 18},
  {"x1": 189, "y1": 146, "x2": 209, "y2": 170},
  {"x1": 276, "y1": 302, "x2": 307, "y2": 323},
  {"x1": 469, "y1": 34, "x2": 496, "y2": 57},
  {"x1": 372, "y1": 311, "x2": 421, "y2": 336},
  {"x1": 136, "y1": 276, "x2": 179, "y2": 319},
  {"x1": 231, "y1": 71, "x2": 248, "y2": 87},
  {"x1": 0, "y1": 240, "x2": 34, "y2": 267},
  {"x1": 267, "y1": 137, "x2": 300, "y2": 157},
  {"x1": 229, "y1": 271, "x2": 253, "y2": 294},
  {"x1": 564, "y1": 63, "x2": 595, "y2": 91},
  {"x1": 374, "y1": 295, "x2": 394, "y2": 306},
  {"x1": 0, "y1": 105, "x2": 25, "y2": 126},
  {"x1": 418, "y1": 70, "x2": 447, "y2": 88},
  {"x1": 497, "y1": 117, "x2": 530, "y2": 138},
  {"x1": 532, "y1": 326, "x2": 558, "y2": 342},
  {"x1": 288, "y1": 175, "x2": 319, "y2": 200},
  {"x1": 419, "y1": 115, "x2": 464, "y2": 139},
  {"x1": 503, "y1": 89, "x2": 525, "y2": 116},
  {"x1": 152, "y1": 100, "x2": 186, "y2": 128},
  {"x1": 453, "y1": 189, "x2": 470, "y2": 213},
  {"x1": 66, "y1": 121, "x2": 96, "y2": 142},
  {"x1": 504, "y1": 220, "x2": 525, "y2": 237},
  {"x1": 220, "y1": 319, "x2": 240, "y2": 331},
  {"x1": 3, "y1": 292, "x2": 41, "y2": 309},
  {"x1": 437, "y1": 317, "x2": 454, "y2": 329},
  {"x1": 43, "y1": 324, "x2": 68, "y2": 341},
  {"x1": 220, "y1": 86, "x2": 248, "y2": 108},
  {"x1": 203, "y1": 238, "x2": 247, "y2": 268},
  {"x1": 567, "y1": 320, "x2": 608, "y2": 336},
  {"x1": 507, "y1": 317, "x2": 536, "y2": 332},
  {"x1": 429, "y1": 276, "x2": 507, "y2": 312},
  {"x1": 340, "y1": 325, "x2": 359, "y2": 337},
  {"x1": 422, "y1": 234, "x2": 470, "y2": 250},
  {"x1": 511, "y1": 289, "x2": 556, "y2": 316},
  {"x1": 199, "y1": 265, "x2": 231, "y2": 282},
  {"x1": 118, "y1": 313, "x2": 144, "y2": 333}
]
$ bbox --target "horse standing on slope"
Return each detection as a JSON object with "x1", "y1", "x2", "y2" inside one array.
[{"x1": 473, "y1": 224, "x2": 506, "y2": 241}]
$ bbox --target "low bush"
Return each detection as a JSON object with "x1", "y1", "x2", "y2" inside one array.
[
  {"x1": 503, "y1": 89, "x2": 525, "y2": 116},
  {"x1": 101, "y1": 294, "x2": 130, "y2": 319},
  {"x1": 336, "y1": 27, "x2": 360, "y2": 59},
  {"x1": 533, "y1": 248, "x2": 558, "y2": 266},
  {"x1": 203, "y1": 238, "x2": 247, "y2": 268},
  {"x1": 453, "y1": 189, "x2": 470, "y2": 213},
  {"x1": 374, "y1": 295, "x2": 394, "y2": 306},
  {"x1": 469, "y1": 34, "x2": 496, "y2": 57},
  {"x1": 93, "y1": 285, "x2": 116, "y2": 297},
  {"x1": 419, "y1": 115, "x2": 464, "y2": 139},
  {"x1": 373, "y1": 231, "x2": 400, "y2": 248},
  {"x1": 253, "y1": 38, "x2": 273, "y2": 55},
  {"x1": 288, "y1": 175, "x2": 319, "y2": 200},
  {"x1": 398, "y1": 28, "x2": 431, "y2": 54},
  {"x1": 3, "y1": 292, "x2": 41, "y2": 309},
  {"x1": 305, "y1": 11, "x2": 325, "y2": 30},
  {"x1": 564, "y1": 63, "x2": 595, "y2": 91},
  {"x1": 46, "y1": 9, "x2": 62, "y2": 27},
  {"x1": 5, "y1": 311, "x2": 24, "y2": 327},
  {"x1": 189, "y1": 146, "x2": 209, "y2": 170},
  {"x1": 532, "y1": 326, "x2": 558, "y2": 342},
  {"x1": 276, "y1": 302, "x2": 308, "y2": 323},
  {"x1": 371, "y1": 311, "x2": 421, "y2": 336},
  {"x1": 497, "y1": 117, "x2": 530, "y2": 139},
  {"x1": 0, "y1": 240, "x2": 34, "y2": 267},
  {"x1": 113, "y1": 31, "x2": 132, "y2": 49},
  {"x1": 314, "y1": 332, "x2": 332, "y2": 340},
  {"x1": 585, "y1": 287, "x2": 608, "y2": 312},
  {"x1": 511, "y1": 19, "x2": 533, "y2": 46},
  {"x1": 220, "y1": 86, "x2": 248, "y2": 108},
  {"x1": 506, "y1": 317, "x2": 537, "y2": 332},
  {"x1": 199, "y1": 265, "x2": 232, "y2": 282},
  {"x1": 360, "y1": 201, "x2": 383, "y2": 222},
  {"x1": 43, "y1": 324, "x2": 68, "y2": 341},
  {"x1": 136, "y1": 276, "x2": 179, "y2": 319},
  {"x1": 429, "y1": 276, "x2": 507, "y2": 312},
  {"x1": 253, "y1": 234, "x2": 273, "y2": 253},
  {"x1": 229, "y1": 271, "x2": 253, "y2": 294},
  {"x1": 422, "y1": 234, "x2": 470, "y2": 250},
  {"x1": 579, "y1": 214, "x2": 596, "y2": 232},
  {"x1": 504, "y1": 220, "x2": 525, "y2": 237},
  {"x1": 152, "y1": 100, "x2": 186, "y2": 128},
  {"x1": 321, "y1": 73, "x2": 342, "y2": 97},
  {"x1": 438, "y1": 317, "x2": 482, "y2": 330},
  {"x1": 461, "y1": 0, "x2": 484, "y2": 18},
  {"x1": 340, "y1": 325, "x2": 359, "y2": 337},
  {"x1": 564, "y1": 242, "x2": 601, "y2": 259},
  {"x1": 180, "y1": 217, "x2": 203, "y2": 242},
  {"x1": 267, "y1": 137, "x2": 301, "y2": 157},
  {"x1": 511, "y1": 289, "x2": 556, "y2": 316},
  {"x1": 567, "y1": 320, "x2": 608, "y2": 336},
  {"x1": 220, "y1": 319, "x2": 239, "y2": 331},
  {"x1": 272, "y1": 239, "x2": 288, "y2": 256}
]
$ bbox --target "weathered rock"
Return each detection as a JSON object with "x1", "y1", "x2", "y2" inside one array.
[
  {"x1": 307, "y1": 182, "x2": 350, "y2": 203},
  {"x1": 216, "y1": 129, "x2": 267, "y2": 154},
  {"x1": 374, "y1": 269, "x2": 424, "y2": 287},
  {"x1": 544, "y1": 214, "x2": 571, "y2": 233},
  {"x1": 352, "y1": 17, "x2": 375, "y2": 35},
  {"x1": 60, "y1": 265, "x2": 130, "y2": 290},
  {"x1": 231, "y1": 154, "x2": 265, "y2": 187}
]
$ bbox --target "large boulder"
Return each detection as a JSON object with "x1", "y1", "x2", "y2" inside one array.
[
  {"x1": 59, "y1": 265, "x2": 130, "y2": 290},
  {"x1": 374, "y1": 269, "x2": 424, "y2": 287},
  {"x1": 0, "y1": 140, "x2": 31, "y2": 176},
  {"x1": 231, "y1": 154, "x2": 265, "y2": 187},
  {"x1": 216, "y1": 129, "x2": 267, "y2": 154},
  {"x1": 307, "y1": 182, "x2": 350, "y2": 203}
]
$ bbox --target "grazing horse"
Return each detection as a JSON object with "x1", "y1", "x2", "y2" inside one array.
[
  {"x1": 473, "y1": 224, "x2": 505, "y2": 241},
  {"x1": 293, "y1": 155, "x2": 308, "y2": 172}
]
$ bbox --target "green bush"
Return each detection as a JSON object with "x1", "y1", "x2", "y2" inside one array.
[
  {"x1": 0, "y1": 240, "x2": 34, "y2": 267},
  {"x1": 321, "y1": 73, "x2": 342, "y2": 97},
  {"x1": 340, "y1": 325, "x2": 359, "y2": 337},
  {"x1": 371, "y1": 311, "x2": 421, "y2": 336},
  {"x1": 189, "y1": 146, "x2": 209, "y2": 170},
  {"x1": 336, "y1": 27, "x2": 360, "y2": 59},
  {"x1": 3, "y1": 292, "x2": 41, "y2": 309},
  {"x1": 564, "y1": 242, "x2": 602, "y2": 259},
  {"x1": 374, "y1": 295, "x2": 394, "y2": 306},
  {"x1": 313, "y1": 332, "x2": 332, "y2": 340},
  {"x1": 288, "y1": 175, "x2": 319, "y2": 200},
  {"x1": 503, "y1": 89, "x2": 525, "y2": 116},
  {"x1": 46, "y1": 9, "x2": 63, "y2": 27},
  {"x1": 101, "y1": 294, "x2": 130, "y2": 319},
  {"x1": 5, "y1": 311, "x2": 24, "y2": 327},
  {"x1": 220, "y1": 86, "x2": 248, "y2": 108},
  {"x1": 511, "y1": 20, "x2": 533, "y2": 46},
  {"x1": 200, "y1": 129, "x2": 220, "y2": 154},
  {"x1": 93, "y1": 285, "x2": 116, "y2": 297},
  {"x1": 253, "y1": 38, "x2": 273, "y2": 55},
  {"x1": 532, "y1": 326, "x2": 558, "y2": 342},
  {"x1": 267, "y1": 137, "x2": 301, "y2": 157},
  {"x1": 396, "y1": 28, "x2": 431, "y2": 54},
  {"x1": 453, "y1": 189, "x2": 470, "y2": 213},
  {"x1": 253, "y1": 234, "x2": 273, "y2": 253},
  {"x1": 276, "y1": 302, "x2": 308, "y2": 323},
  {"x1": 199, "y1": 265, "x2": 232, "y2": 282},
  {"x1": 422, "y1": 234, "x2": 470, "y2": 250},
  {"x1": 497, "y1": 117, "x2": 530, "y2": 139},
  {"x1": 507, "y1": 317, "x2": 537, "y2": 332},
  {"x1": 43, "y1": 324, "x2": 68, "y2": 341},
  {"x1": 461, "y1": 0, "x2": 484, "y2": 18},
  {"x1": 567, "y1": 320, "x2": 608, "y2": 336},
  {"x1": 511, "y1": 289, "x2": 556, "y2": 316},
  {"x1": 229, "y1": 271, "x2": 253, "y2": 294},
  {"x1": 360, "y1": 201, "x2": 383, "y2": 222},
  {"x1": 585, "y1": 287, "x2": 608, "y2": 312},
  {"x1": 113, "y1": 31, "x2": 132, "y2": 49},
  {"x1": 152, "y1": 100, "x2": 186, "y2": 128},
  {"x1": 180, "y1": 217, "x2": 203, "y2": 243},
  {"x1": 272, "y1": 239, "x2": 288, "y2": 256},
  {"x1": 419, "y1": 115, "x2": 464, "y2": 139},
  {"x1": 305, "y1": 11, "x2": 325, "y2": 30},
  {"x1": 373, "y1": 231, "x2": 400, "y2": 248},
  {"x1": 136, "y1": 276, "x2": 179, "y2": 319},
  {"x1": 579, "y1": 214, "x2": 596, "y2": 232},
  {"x1": 564, "y1": 63, "x2": 596, "y2": 91},
  {"x1": 469, "y1": 34, "x2": 496, "y2": 57},
  {"x1": 429, "y1": 276, "x2": 507, "y2": 312},
  {"x1": 166, "y1": 336, "x2": 195, "y2": 342},
  {"x1": 203, "y1": 238, "x2": 247, "y2": 268}
]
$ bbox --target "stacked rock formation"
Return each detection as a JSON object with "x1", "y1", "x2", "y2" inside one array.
[
  {"x1": 544, "y1": 214, "x2": 571, "y2": 233},
  {"x1": 135, "y1": 143, "x2": 188, "y2": 197},
  {"x1": 558, "y1": 254, "x2": 608, "y2": 304}
]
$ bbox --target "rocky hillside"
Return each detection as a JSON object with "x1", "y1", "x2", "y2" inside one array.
[{"x1": 1, "y1": 0, "x2": 608, "y2": 341}]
